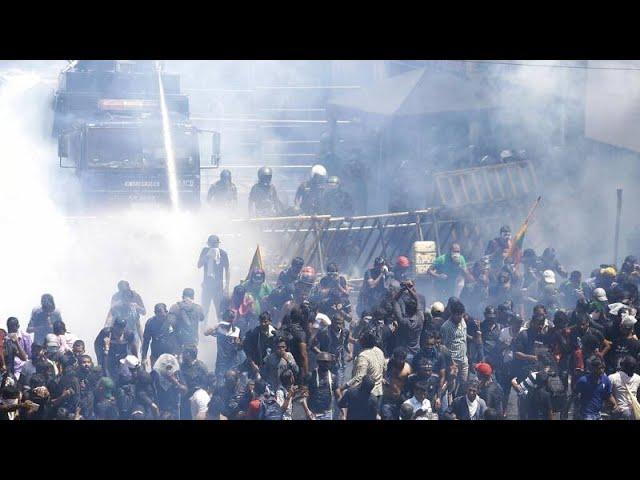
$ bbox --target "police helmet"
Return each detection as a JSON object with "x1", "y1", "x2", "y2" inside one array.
[{"x1": 258, "y1": 167, "x2": 272, "y2": 183}]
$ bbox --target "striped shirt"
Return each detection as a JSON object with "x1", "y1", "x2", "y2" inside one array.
[{"x1": 440, "y1": 319, "x2": 467, "y2": 363}]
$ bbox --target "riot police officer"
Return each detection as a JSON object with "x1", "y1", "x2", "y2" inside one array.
[
  {"x1": 207, "y1": 169, "x2": 238, "y2": 209},
  {"x1": 320, "y1": 176, "x2": 354, "y2": 216},
  {"x1": 249, "y1": 167, "x2": 282, "y2": 217},
  {"x1": 295, "y1": 164, "x2": 328, "y2": 214}
]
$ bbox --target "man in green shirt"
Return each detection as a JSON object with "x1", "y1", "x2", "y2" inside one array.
[{"x1": 429, "y1": 243, "x2": 474, "y2": 299}]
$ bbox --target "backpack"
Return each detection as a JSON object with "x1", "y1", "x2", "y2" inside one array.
[{"x1": 546, "y1": 372, "x2": 566, "y2": 412}]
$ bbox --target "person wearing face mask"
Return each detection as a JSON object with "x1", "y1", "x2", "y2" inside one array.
[
  {"x1": 430, "y1": 243, "x2": 474, "y2": 299},
  {"x1": 198, "y1": 235, "x2": 230, "y2": 324}
]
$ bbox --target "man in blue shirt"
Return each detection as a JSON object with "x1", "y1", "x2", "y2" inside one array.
[{"x1": 574, "y1": 356, "x2": 615, "y2": 420}]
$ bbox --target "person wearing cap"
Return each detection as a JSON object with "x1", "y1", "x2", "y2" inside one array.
[
  {"x1": 574, "y1": 356, "x2": 615, "y2": 420},
  {"x1": 589, "y1": 288, "x2": 609, "y2": 323},
  {"x1": 204, "y1": 310, "x2": 242, "y2": 382},
  {"x1": 142, "y1": 303, "x2": 179, "y2": 369},
  {"x1": 302, "y1": 351, "x2": 340, "y2": 420},
  {"x1": 608, "y1": 311, "x2": 640, "y2": 375},
  {"x1": 169, "y1": 288, "x2": 205, "y2": 353},
  {"x1": 113, "y1": 354, "x2": 143, "y2": 419},
  {"x1": 393, "y1": 256, "x2": 412, "y2": 283},
  {"x1": 426, "y1": 301, "x2": 446, "y2": 332},
  {"x1": 198, "y1": 235, "x2": 230, "y2": 323},
  {"x1": 94, "y1": 316, "x2": 138, "y2": 380},
  {"x1": 476, "y1": 362, "x2": 504, "y2": 416},
  {"x1": 541, "y1": 247, "x2": 567, "y2": 279}
]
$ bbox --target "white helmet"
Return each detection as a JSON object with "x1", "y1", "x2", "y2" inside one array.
[{"x1": 310, "y1": 164, "x2": 327, "y2": 179}]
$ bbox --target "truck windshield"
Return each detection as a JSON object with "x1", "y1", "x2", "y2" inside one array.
[{"x1": 86, "y1": 127, "x2": 197, "y2": 170}]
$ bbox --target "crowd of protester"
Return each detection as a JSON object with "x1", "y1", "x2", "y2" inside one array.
[{"x1": 2, "y1": 218, "x2": 640, "y2": 421}]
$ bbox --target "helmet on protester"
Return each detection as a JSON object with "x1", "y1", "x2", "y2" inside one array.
[
  {"x1": 310, "y1": 164, "x2": 328, "y2": 182},
  {"x1": 258, "y1": 167, "x2": 272, "y2": 184},
  {"x1": 396, "y1": 256, "x2": 410, "y2": 268}
]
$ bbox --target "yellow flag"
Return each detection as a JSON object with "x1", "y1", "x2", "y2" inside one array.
[{"x1": 246, "y1": 245, "x2": 264, "y2": 280}]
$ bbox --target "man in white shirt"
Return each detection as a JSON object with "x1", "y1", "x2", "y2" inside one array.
[
  {"x1": 402, "y1": 381, "x2": 433, "y2": 420},
  {"x1": 190, "y1": 373, "x2": 216, "y2": 420},
  {"x1": 609, "y1": 355, "x2": 640, "y2": 420}
]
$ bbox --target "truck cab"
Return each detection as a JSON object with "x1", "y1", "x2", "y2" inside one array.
[{"x1": 53, "y1": 60, "x2": 218, "y2": 209}]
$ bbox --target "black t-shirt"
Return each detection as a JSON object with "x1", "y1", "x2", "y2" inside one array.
[
  {"x1": 570, "y1": 327, "x2": 605, "y2": 359},
  {"x1": 338, "y1": 387, "x2": 378, "y2": 420},
  {"x1": 528, "y1": 387, "x2": 553, "y2": 420},
  {"x1": 305, "y1": 369, "x2": 337, "y2": 413},
  {"x1": 609, "y1": 336, "x2": 640, "y2": 372},
  {"x1": 512, "y1": 329, "x2": 548, "y2": 380},
  {"x1": 143, "y1": 315, "x2": 179, "y2": 360}
]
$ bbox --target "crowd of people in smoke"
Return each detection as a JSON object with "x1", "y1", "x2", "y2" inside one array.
[{"x1": 3, "y1": 218, "x2": 640, "y2": 421}]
